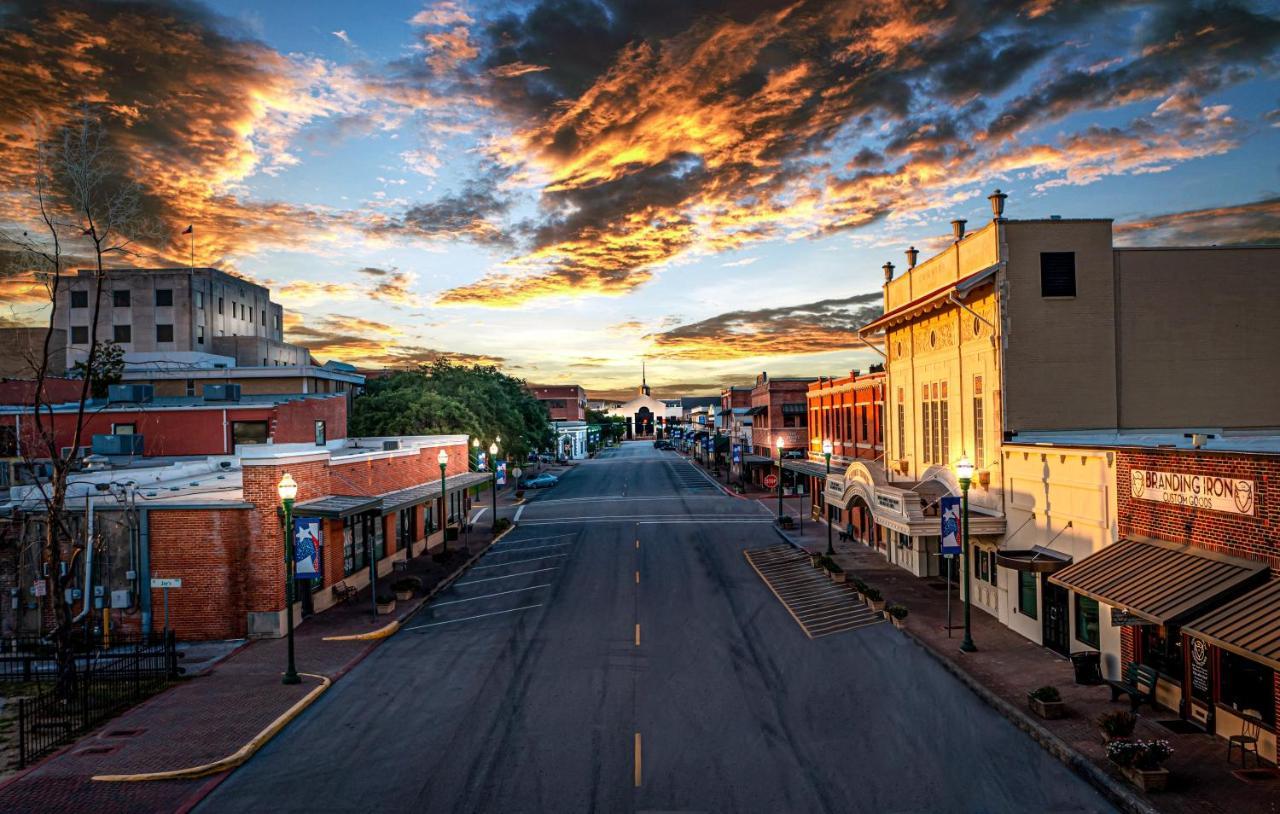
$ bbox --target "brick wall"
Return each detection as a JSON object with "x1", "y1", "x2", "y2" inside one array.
[
  {"x1": 138, "y1": 508, "x2": 252, "y2": 640},
  {"x1": 1116, "y1": 448, "x2": 1279, "y2": 570},
  {"x1": 1121, "y1": 626, "x2": 1136, "y2": 665},
  {"x1": 275, "y1": 395, "x2": 347, "y2": 443}
]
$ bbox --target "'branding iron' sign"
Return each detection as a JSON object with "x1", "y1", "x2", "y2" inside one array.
[{"x1": 1129, "y1": 469, "x2": 1255, "y2": 516}]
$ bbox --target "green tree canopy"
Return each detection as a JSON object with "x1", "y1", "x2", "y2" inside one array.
[{"x1": 349, "y1": 361, "x2": 553, "y2": 461}]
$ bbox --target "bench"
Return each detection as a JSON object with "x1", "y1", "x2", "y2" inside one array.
[
  {"x1": 332, "y1": 581, "x2": 359, "y2": 606},
  {"x1": 1104, "y1": 663, "x2": 1159, "y2": 712}
]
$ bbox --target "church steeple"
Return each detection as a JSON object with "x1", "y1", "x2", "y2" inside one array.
[{"x1": 640, "y1": 359, "x2": 651, "y2": 397}]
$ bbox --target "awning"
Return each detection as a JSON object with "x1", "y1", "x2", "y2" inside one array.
[
  {"x1": 858, "y1": 264, "x2": 998, "y2": 336},
  {"x1": 782, "y1": 459, "x2": 830, "y2": 479},
  {"x1": 1049, "y1": 537, "x2": 1269, "y2": 625},
  {"x1": 381, "y1": 471, "x2": 492, "y2": 514},
  {"x1": 741, "y1": 454, "x2": 773, "y2": 466},
  {"x1": 746, "y1": 405, "x2": 767, "y2": 417},
  {"x1": 293, "y1": 494, "x2": 381, "y2": 519},
  {"x1": 781, "y1": 403, "x2": 806, "y2": 416},
  {"x1": 1184, "y1": 580, "x2": 1280, "y2": 671},
  {"x1": 997, "y1": 546, "x2": 1073, "y2": 574}
]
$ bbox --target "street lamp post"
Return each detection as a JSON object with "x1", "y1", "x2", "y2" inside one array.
[
  {"x1": 822, "y1": 439, "x2": 834, "y2": 555},
  {"x1": 956, "y1": 456, "x2": 977, "y2": 653},
  {"x1": 277, "y1": 473, "x2": 301, "y2": 685},
  {"x1": 472, "y1": 437, "x2": 480, "y2": 471},
  {"x1": 775, "y1": 436, "x2": 785, "y2": 522},
  {"x1": 438, "y1": 449, "x2": 450, "y2": 554},
  {"x1": 489, "y1": 442, "x2": 499, "y2": 533}
]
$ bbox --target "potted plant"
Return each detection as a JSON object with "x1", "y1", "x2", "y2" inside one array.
[
  {"x1": 375, "y1": 593, "x2": 397, "y2": 615},
  {"x1": 885, "y1": 603, "x2": 908, "y2": 629},
  {"x1": 863, "y1": 587, "x2": 885, "y2": 613},
  {"x1": 851, "y1": 579, "x2": 868, "y2": 601},
  {"x1": 824, "y1": 558, "x2": 846, "y2": 583},
  {"x1": 494, "y1": 517, "x2": 513, "y2": 534},
  {"x1": 1097, "y1": 710, "x2": 1137, "y2": 744},
  {"x1": 391, "y1": 576, "x2": 420, "y2": 602},
  {"x1": 809, "y1": 551, "x2": 822, "y2": 568},
  {"x1": 1106, "y1": 739, "x2": 1172, "y2": 792},
  {"x1": 779, "y1": 515, "x2": 795, "y2": 530},
  {"x1": 1027, "y1": 685, "x2": 1065, "y2": 720}
]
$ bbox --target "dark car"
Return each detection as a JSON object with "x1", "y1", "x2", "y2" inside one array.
[{"x1": 523, "y1": 473, "x2": 560, "y2": 489}]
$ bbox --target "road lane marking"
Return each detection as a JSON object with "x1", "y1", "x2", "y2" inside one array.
[
  {"x1": 634, "y1": 733, "x2": 642, "y2": 787},
  {"x1": 513, "y1": 505, "x2": 526, "y2": 521},
  {"x1": 634, "y1": 624, "x2": 641, "y2": 646},
  {"x1": 635, "y1": 570, "x2": 640, "y2": 584},
  {"x1": 404, "y1": 604, "x2": 542, "y2": 630},
  {"x1": 430, "y1": 584, "x2": 552, "y2": 606},
  {"x1": 454, "y1": 567, "x2": 560, "y2": 586},
  {"x1": 635, "y1": 539, "x2": 640, "y2": 549},
  {"x1": 469, "y1": 554, "x2": 567, "y2": 570}
]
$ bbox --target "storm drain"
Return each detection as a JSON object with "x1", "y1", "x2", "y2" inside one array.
[{"x1": 744, "y1": 544, "x2": 882, "y2": 639}]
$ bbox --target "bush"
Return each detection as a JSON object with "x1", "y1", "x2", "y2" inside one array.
[
  {"x1": 1106, "y1": 739, "x2": 1172, "y2": 770},
  {"x1": 862, "y1": 587, "x2": 882, "y2": 602},
  {"x1": 1098, "y1": 710, "x2": 1137, "y2": 739},
  {"x1": 494, "y1": 517, "x2": 513, "y2": 533},
  {"x1": 375, "y1": 593, "x2": 396, "y2": 604},
  {"x1": 1029, "y1": 685, "x2": 1061, "y2": 703},
  {"x1": 852, "y1": 579, "x2": 869, "y2": 594},
  {"x1": 825, "y1": 559, "x2": 844, "y2": 574},
  {"x1": 886, "y1": 603, "x2": 908, "y2": 620},
  {"x1": 391, "y1": 576, "x2": 421, "y2": 593}
]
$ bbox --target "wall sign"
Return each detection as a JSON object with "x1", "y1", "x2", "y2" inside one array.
[
  {"x1": 1109, "y1": 608, "x2": 1152, "y2": 627},
  {"x1": 1189, "y1": 636, "x2": 1211, "y2": 702},
  {"x1": 876, "y1": 494, "x2": 901, "y2": 512},
  {"x1": 1130, "y1": 469, "x2": 1256, "y2": 516}
]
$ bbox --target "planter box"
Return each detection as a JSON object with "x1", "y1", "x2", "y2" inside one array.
[
  {"x1": 1121, "y1": 765, "x2": 1169, "y2": 792},
  {"x1": 444, "y1": 527, "x2": 459, "y2": 542},
  {"x1": 808, "y1": 554, "x2": 822, "y2": 567},
  {"x1": 1027, "y1": 694, "x2": 1066, "y2": 720},
  {"x1": 376, "y1": 599, "x2": 397, "y2": 615},
  {"x1": 865, "y1": 598, "x2": 885, "y2": 613},
  {"x1": 828, "y1": 571, "x2": 846, "y2": 584},
  {"x1": 889, "y1": 615, "x2": 906, "y2": 630},
  {"x1": 394, "y1": 589, "x2": 413, "y2": 602}
]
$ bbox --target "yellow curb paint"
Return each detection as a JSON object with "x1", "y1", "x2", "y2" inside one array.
[
  {"x1": 322, "y1": 619, "x2": 400, "y2": 642},
  {"x1": 93, "y1": 673, "x2": 332, "y2": 782},
  {"x1": 634, "y1": 732, "x2": 642, "y2": 787},
  {"x1": 634, "y1": 623, "x2": 641, "y2": 646}
]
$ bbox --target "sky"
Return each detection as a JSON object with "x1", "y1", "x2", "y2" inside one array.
[{"x1": 0, "y1": 0, "x2": 1277, "y2": 400}]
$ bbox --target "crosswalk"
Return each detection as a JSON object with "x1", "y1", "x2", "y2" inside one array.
[{"x1": 744, "y1": 544, "x2": 884, "y2": 638}]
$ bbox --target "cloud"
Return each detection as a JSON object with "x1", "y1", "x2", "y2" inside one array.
[
  {"x1": 333, "y1": 30, "x2": 352, "y2": 45},
  {"x1": 720, "y1": 257, "x2": 759, "y2": 268},
  {"x1": 410, "y1": 2, "x2": 473, "y2": 28},
  {"x1": 285, "y1": 312, "x2": 501, "y2": 367},
  {"x1": 1115, "y1": 197, "x2": 1280, "y2": 246},
  {"x1": 647, "y1": 291, "x2": 883, "y2": 360},
  {"x1": 490, "y1": 62, "x2": 550, "y2": 78},
  {"x1": 276, "y1": 267, "x2": 423, "y2": 308}
]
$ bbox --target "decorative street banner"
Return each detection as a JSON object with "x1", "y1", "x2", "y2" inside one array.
[
  {"x1": 940, "y1": 496, "x2": 962, "y2": 555},
  {"x1": 496, "y1": 461, "x2": 508, "y2": 486},
  {"x1": 1129, "y1": 469, "x2": 1255, "y2": 516},
  {"x1": 293, "y1": 517, "x2": 322, "y2": 580},
  {"x1": 477, "y1": 451, "x2": 487, "y2": 471},
  {"x1": 732, "y1": 444, "x2": 741, "y2": 463}
]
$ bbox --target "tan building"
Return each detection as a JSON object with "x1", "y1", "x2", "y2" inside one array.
[{"x1": 0, "y1": 327, "x2": 66, "y2": 379}]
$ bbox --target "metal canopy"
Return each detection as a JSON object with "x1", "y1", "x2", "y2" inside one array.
[
  {"x1": 292, "y1": 494, "x2": 381, "y2": 518},
  {"x1": 741, "y1": 454, "x2": 774, "y2": 466},
  {"x1": 780, "y1": 403, "x2": 807, "y2": 416},
  {"x1": 1184, "y1": 580, "x2": 1280, "y2": 672},
  {"x1": 745, "y1": 405, "x2": 767, "y2": 416},
  {"x1": 997, "y1": 546, "x2": 1073, "y2": 574},
  {"x1": 380, "y1": 471, "x2": 492, "y2": 515},
  {"x1": 1049, "y1": 537, "x2": 1269, "y2": 625},
  {"x1": 782, "y1": 459, "x2": 830, "y2": 479}
]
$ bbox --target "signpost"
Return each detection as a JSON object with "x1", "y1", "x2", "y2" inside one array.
[
  {"x1": 151, "y1": 577, "x2": 181, "y2": 633},
  {"x1": 940, "y1": 496, "x2": 962, "y2": 637}
]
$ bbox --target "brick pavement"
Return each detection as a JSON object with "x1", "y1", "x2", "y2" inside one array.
[{"x1": 0, "y1": 498, "x2": 513, "y2": 814}]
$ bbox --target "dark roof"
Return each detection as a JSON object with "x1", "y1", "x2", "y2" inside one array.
[
  {"x1": 680, "y1": 396, "x2": 721, "y2": 408},
  {"x1": 293, "y1": 494, "x2": 381, "y2": 518},
  {"x1": 782, "y1": 459, "x2": 830, "y2": 478},
  {"x1": 1185, "y1": 580, "x2": 1280, "y2": 671},
  {"x1": 781, "y1": 403, "x2": 806, "y2": 415},
  {"x1": 295, "y1": 471, "x2": 493, "y2": 518},
  {"x1": 1050, "y1": 537, "x2": 1269, "y2": 624}
]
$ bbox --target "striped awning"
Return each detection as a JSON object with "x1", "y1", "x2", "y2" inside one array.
[
  {"x1": 1185, "y1": 580, "x2": 1280, "y2": 671},
  {"x1": 1049, "y1": 537, "x2": 1269, "y2": 624},
  {"x1": 781, "y1": 403, "x2": 807, "y2": 416}
]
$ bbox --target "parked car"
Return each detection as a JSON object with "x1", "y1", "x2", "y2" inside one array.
[{"x1": 523, "y1": 473, "x2": 560, "y2": 489}]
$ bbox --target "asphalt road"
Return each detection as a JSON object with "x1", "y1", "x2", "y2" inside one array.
[{"x1": 199, "y1": 442, "x2": 1115, "y2": 814}]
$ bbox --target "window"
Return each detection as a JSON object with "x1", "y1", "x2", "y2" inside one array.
[
  {"x1": 987, "y1": 550, "x2": 998, "y2": 586},
  {"x1": 1040, "y1": 252, "x2": 1076, "y2": 297},
  {"x1": 973, "y1": 375, "x2": 985, "y2": 470},
  {"x1": 343, "y1": 515, "x2": 370, "y2": 576},
  {"x1": 71, "y1": 325, "x2": 89, "y2": 344},
  {"x1": 1138, "y1": 625, "x2": 1184, "y2": 679},
  {"x1": 111, "y1": 423, "x2": 136, "y2": 435},
  {"x1": 194, "y1": 291, "x2": 204, "y2": 309},
  {"x1": 113, "y1": 324, "x2": 132, "y2": 343},
  {"x1": 921, "y1": 385, "x2": 932, "y2": 464},
  {"x1": 1074, "y1": 594, "x2": 1099, "y2": 648},
  {"x1": 156, "y1": 324, "x2": 174, "y2": 342},
  {"x1": 397, "y1": 508, "x2": 415, "y2": 552},
  {"x1": 896, "y1": 389, "x2": 905, "y2": 460},
  {"x1": 71, "y1": 290, "x2": 88, "y2": 308},
  {"x1": 155, "y1": 288, "x2": 173, "y2": 307},
  {"x1": 261, "y1": 310, "x2": 266, "y2": 325},
  {"x1": 218, "y1": 296, "x2": 224, "y2": 315},
  {"x1": 231, "y1": 420, "x2": 269, "y2": 446},
  {"x1": 938, "y1": 382, "x2": 949, "y2": 465},
  {"x1": 248, "y1": 307, "x2": 253, "y2": 324},
  {"x1": 373, "y1": 516, "x2": 385, "y2": 562},
  {"x1": 1219, "y1": 650, "x2": 1275, "y2": 727},
  {"x1": 860, "y1": 406, "x2": 868, "y2": 443},
  {"x1": 977, "y1": 547, "x2": 990, "y2": 581},
  {"x1": 314, "y1": 420, "x2": 326, "y2": 446},
  {"x1": 423, "y1": 503, "x2": 435, "y2": 537},
  {"x1": 1017, "y1": 571, "x2": 1038, "y2": 619},
  {"x1": 185, "y1": 379, "x2": 196, "y2": 397},
  {"x1": 196, "y1": 325, "x2": 204, "y2": 345},
  {"x1": 112, "y1": 289, "x2": 130, "y2": 307}
]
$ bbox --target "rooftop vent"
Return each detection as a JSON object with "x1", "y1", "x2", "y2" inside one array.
[
  {"x1": 882, "y1": 261, "x2": 895, "y2": 283},
  {"x1": 951, "y1": 219, "x2": 967, "y2": 241},
  {"x1": 91, "y1": 434, "x2": 144, "y2": 456},
  {"x1": 203, "y1": 384, "x2": 242, "y2": 402},
  {"x1": 905, "y1": 246, "x2": 918, "y2": 269},
  {"x1": 107, "y1": 384, "x2": 154, "y2": 404},
  {"x1": 988, "y1": 188, "x2": 1008, "y2": 219},
  {"x1": 1049, "y1": 214, "x2": 1062, "y2": 220},
  {"x1": 382, "y1": 440, "x2": 400, "y2": 451}
]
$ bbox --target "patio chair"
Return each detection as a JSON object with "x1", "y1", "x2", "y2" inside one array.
[{"x1": 1227, "y1": 715, "x2": 1261, "y2": 768}]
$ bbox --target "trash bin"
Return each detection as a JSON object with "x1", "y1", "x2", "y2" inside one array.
[{"x1": 1070, "y1": 650, "x2": 1102, "y2": 685}]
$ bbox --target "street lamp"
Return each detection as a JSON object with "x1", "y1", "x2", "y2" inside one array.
[
  {"x1": 489, "y1": 442, "x2": 499, "y2": 533},
  {"x1": 955, "y1": 456, "x2": 977, "y2": 653},
  {"x1": 775, "y1": 436, "x2": 785, "y2": 522},
  {"x1": 438, "y1": 449, "x2": 450, "y2": 554},
  {"x1": 822, "y1": 438, "x2": 834, "y2": 555},
  {"x1": 472, "y1": 438, "x2": 480, "y2": 471},
  {"x1": 277, "y1": 472, "x2": 301, "y2": 685}
]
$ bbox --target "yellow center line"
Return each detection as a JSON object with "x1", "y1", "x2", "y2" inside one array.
[
  {"x1": 635, "y1": 539, "x2": 640, "y2": 549},
  {"x1": 634, "y1": 623, "x2": 641, "y2": 646},
  {"x1": 635, "y1": 570, "x2": 640, "y2": 584},
  {"x1": 634, "y1": 732, "x2": 642, "y2": 787}
]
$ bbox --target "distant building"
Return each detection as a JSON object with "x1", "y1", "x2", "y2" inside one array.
[
  {"x1": 795, "y1": 370, "x2": 885, "y2": 537},
  {"x1": 56, "y1": 267, "x2": 309, "y2": 370},
  {"x1": 0, "y1": 327, "x2": 65, "y2": 379},
  {"x1": 528, "y1": 384, "x2": 589, "y2": 459},
  {"x1": 747, "y1": 372, "x2": 817, "y2": 490},
  {"x1": 120, "y1": 352, "x2": 364, "y2": 411},
  {"x1": 602, "y1": 366, "x2": 683, "y2": 439}
]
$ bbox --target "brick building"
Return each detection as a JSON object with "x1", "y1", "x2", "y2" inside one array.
[
  {"x1": 528, "y1": 384, "x2": 587, "y2": 421},
  {"x1": 792, "y1": 370, "x2": 885, "y2": 529},
  {"x1": 746, "y1": 372, "x2": 816, "y2": 490}
]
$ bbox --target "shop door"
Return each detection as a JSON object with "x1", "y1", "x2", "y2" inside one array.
[{"x1": 1041, "y1": 576, "x2": 1070, "y2": 656}]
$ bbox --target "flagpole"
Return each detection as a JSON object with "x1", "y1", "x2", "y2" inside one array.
[{"x1": 189, "y1": 227, "x2": 194, "y2": 271}]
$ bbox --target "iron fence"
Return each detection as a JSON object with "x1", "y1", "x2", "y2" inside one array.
[
  {"x1": 15, "y1": 631, "x2": 178, "y2": 768},
  {"x1": 0, "y1": 633, "x2": 165, "y2": 683}
]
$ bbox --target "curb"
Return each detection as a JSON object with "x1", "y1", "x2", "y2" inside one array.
[
  {"x1": 322, "y1": 620, "x2": 400, "y2": 642},
  {"x1": 92, "y1": 673, "x2": 332, "y2": 782}
]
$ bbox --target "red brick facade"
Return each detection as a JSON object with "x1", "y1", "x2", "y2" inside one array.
[
  {"x1": 749, "y1": 373, "x2": 816, "y2": 456},
  {"x1": 528, "y1": 384, "x2": 586, "y2": 421},
  {"x1": 806, "y1": 371, "x2": 885, "y2": 463}
]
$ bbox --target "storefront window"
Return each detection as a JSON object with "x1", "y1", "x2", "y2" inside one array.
[
  {"x1": 1219, "y1": 650, "x2": 1275, "y2": 727},
  {"x1": 1018, "y1": 571, "x2": 1037, "y2": 619},
  {"x1": 1074, "y1": 594, "x2": 1099, "y2": 648},
  {"x1": 977, "y1": 549, "x2": 990, "y2": 581},
  {"x1": 373, "y1": 517, "x2": 385, "y2": 561},
  {"x1": 986, "y1": 551, "x2": 998, "y2": 586},
  {"x1": 1138, "y1": 625, "x2": 1184, "y2": 680},
  {"x1": 343, "y1": 514, "x2": 370, "y2": 576}
]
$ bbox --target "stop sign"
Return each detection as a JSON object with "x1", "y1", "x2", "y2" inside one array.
[{"x1": 764, "y1": 474, "x2": 778, "y2": 489}]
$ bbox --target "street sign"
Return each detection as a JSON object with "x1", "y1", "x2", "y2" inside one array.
[
  {"x1": 764, "y1": 474, "x2": 778, "y2": 489},
  {"x1": 940, "y1": 496, "x2": 962, "y2": 555},
  {"x1": 511, "y1": 466, "x2": 523, "y2": 481},
  {"x1": 150, "y1": 578, "x2": 182, "y2": 589}
]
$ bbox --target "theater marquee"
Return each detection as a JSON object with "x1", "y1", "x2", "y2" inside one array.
[{"x1": 1130, "y1": 469, "x2": 1256, "y2": 516}]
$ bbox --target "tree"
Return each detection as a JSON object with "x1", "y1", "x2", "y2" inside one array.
[
  {"x1": 70, "y1": 340, "x2": 124, "y2": 397},
  {"x1": 0, "y1": 108, "x2": 151, "y2": 695},
  {"x1": 587, "y1": 408, "x2": 625, "y2": 445}
]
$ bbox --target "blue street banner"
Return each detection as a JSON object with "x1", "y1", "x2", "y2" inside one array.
[
  {"x1": 732, "y1": 444, "x2": 741, "y2": 463},
  {"x1": 294, "y1": 517, "x2": 322, "y2": 579},
  {"x1": 940, "y1": 496, "x2": 962, "y2": 555},
  {"x1": 496, "y1": 461, "x2": 508, "y2": 486},
  {"x1": 477, "y1": 451, "x2": 487, "y2": 471}
]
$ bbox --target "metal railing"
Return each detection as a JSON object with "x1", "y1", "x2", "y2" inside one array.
[
  {"x1": 0, "y1": 633, "x2": 166, "y2": 684},
  {"x1": 15, "y1": 631, "x2": 178, "y2": 768}
]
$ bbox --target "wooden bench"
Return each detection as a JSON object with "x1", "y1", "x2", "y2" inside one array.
[
  {"x1": 1104, "y1": 663, "x2": 1160, "y2": 712},
  {"x1": 331, "y1": 581, "x2": 359, "y2": 606}
]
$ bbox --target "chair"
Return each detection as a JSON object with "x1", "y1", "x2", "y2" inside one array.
[{"x1": 1227, "y1": 715, "x2": 1261, "y2": 768}]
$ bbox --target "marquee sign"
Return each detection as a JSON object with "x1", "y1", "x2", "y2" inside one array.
[{"x1": 1129, "y1": 469, "x2": 1256, "y2": 516}]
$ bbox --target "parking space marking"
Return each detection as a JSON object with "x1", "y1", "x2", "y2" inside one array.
[
  {"x1": 405, "y1": 604, "x2": 543, "y2": 631},
  {"x1": 430, "y1": 584, "x2": 552, "y2": 606},
  {"x1": 454, "y1": 566, "x2": 560, "y2": 586},
  {"x1": 492, "y1": 532, "x2": 575, "y2": 547},
  {"x1": 469, "y1": 554, "x2": 567, "y2": 571},
  {"x1": 482, "y1": 543, "x2": 568, "y2": 555}
]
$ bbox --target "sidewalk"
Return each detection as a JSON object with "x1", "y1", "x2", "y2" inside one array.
[
  {"x1": 0, "y1": 494, "x2": 516, "y2": 814},
  {"x1": 775, "y1": 509, "x2": 1277, "y2": 814}
]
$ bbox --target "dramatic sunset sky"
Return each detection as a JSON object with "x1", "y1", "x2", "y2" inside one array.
[{"x1": 1, "y1": 0, "x2": 1278, "y2": 398}]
